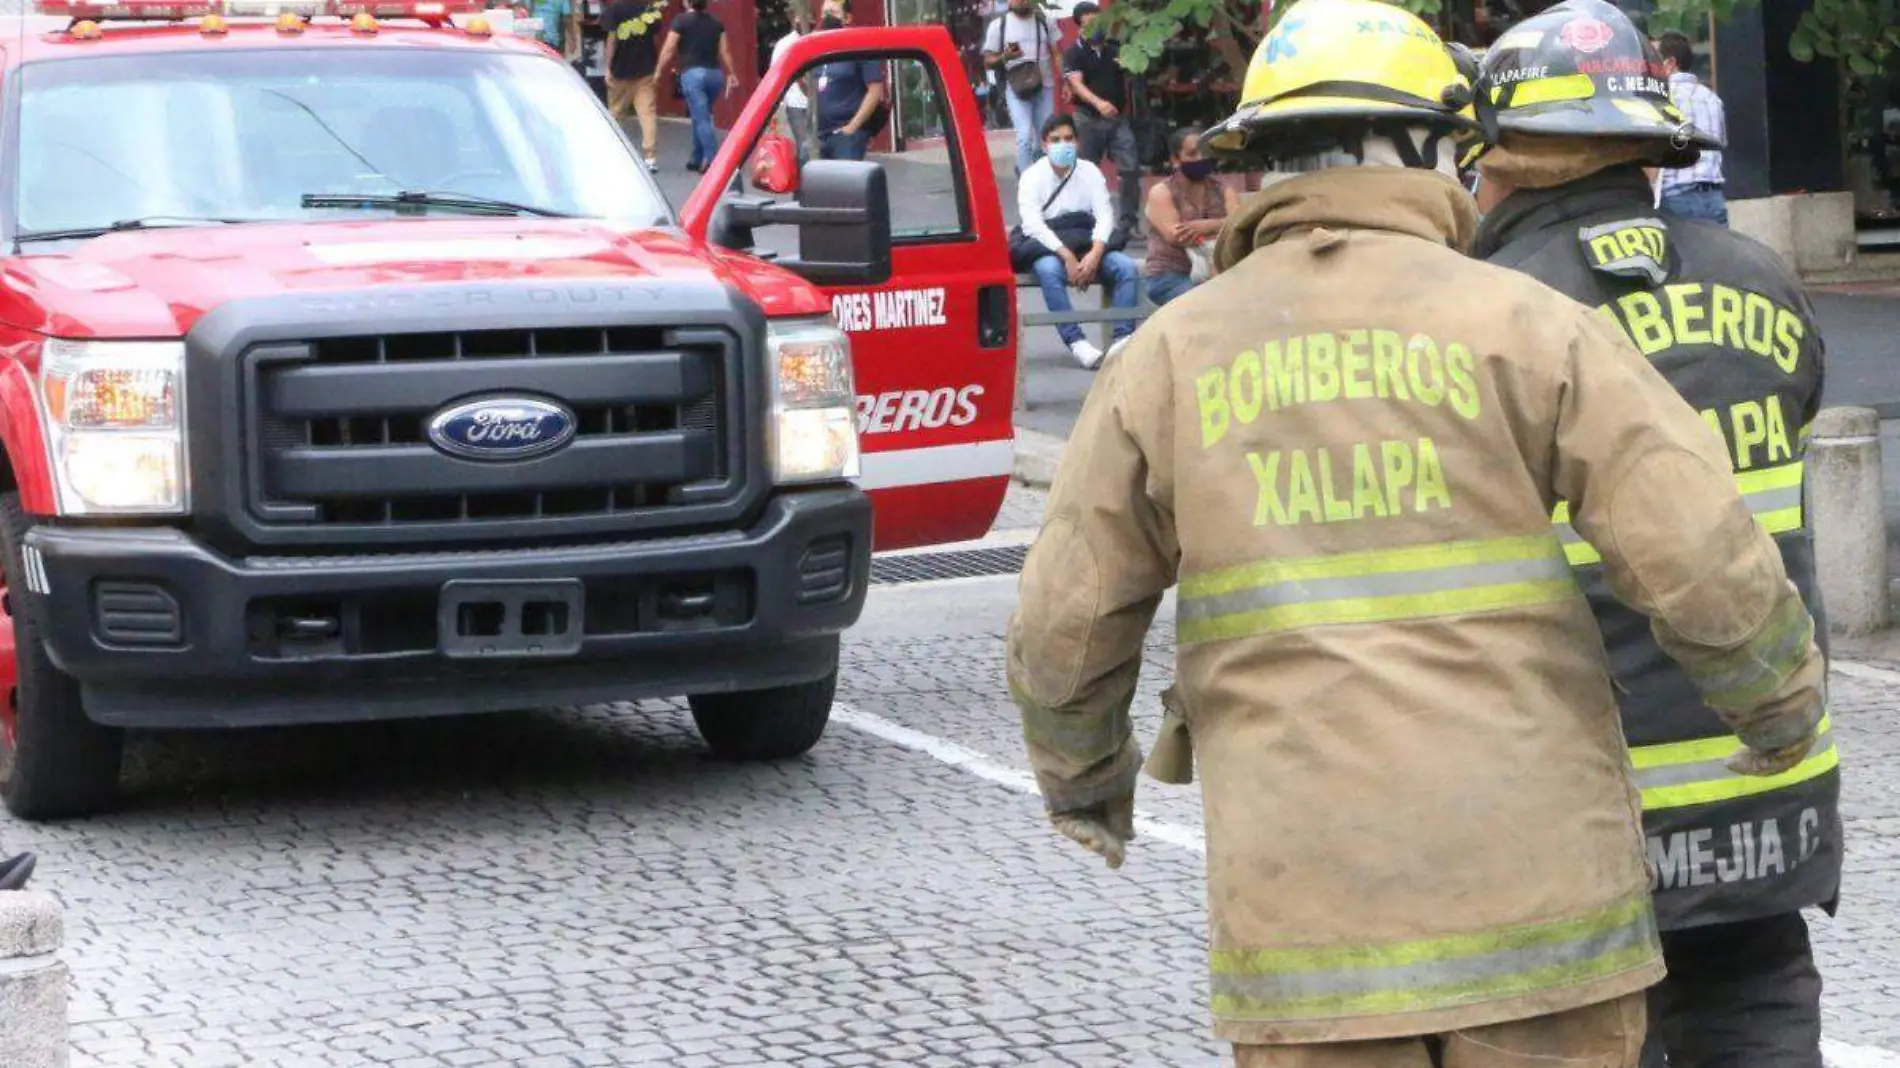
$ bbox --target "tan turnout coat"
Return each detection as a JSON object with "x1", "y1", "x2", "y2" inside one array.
[{"x1": 1005, "y1": 167, "x2": 1827, "y2": 1045}]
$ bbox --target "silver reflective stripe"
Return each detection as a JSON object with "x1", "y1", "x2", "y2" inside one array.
[
  {"x1": 1175, "y1": 554, "x2": 1573, "y2": 627},
  {"x1": 1633, "y1": 723, "x2": 1835, "y2": 792},
  {"x1": 1748, "y1": 485, "x2": 1803, "y2": 514}
]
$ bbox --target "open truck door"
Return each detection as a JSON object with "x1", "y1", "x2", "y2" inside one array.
[{"x1": 681, "y1": 26, "x2": 1017, "y2": 552}]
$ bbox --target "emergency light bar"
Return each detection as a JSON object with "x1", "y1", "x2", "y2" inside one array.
[{"x1": 36, "y1": 0, "x2": 480, "y2": 21}]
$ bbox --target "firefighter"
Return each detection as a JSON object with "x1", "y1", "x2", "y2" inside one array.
[
  {"x1": 1468, "y1": 4, "x2": 1843, "y2": 1065},
  {"x1": 1002, "y1": 0, "x2": 1828, "y2": 1064}
]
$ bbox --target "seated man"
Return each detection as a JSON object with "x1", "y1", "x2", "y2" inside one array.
[{"x1": 1014, "y1": 113, "x2": 1139, "y2": 369}]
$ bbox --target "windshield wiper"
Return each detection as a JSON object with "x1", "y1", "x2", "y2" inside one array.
[
  {"x1": 299, "y1": 191, "x2": 576, "y2": 218},
  {"x1": 14, "y1": 216, "x2": 258, "y2": 243}
]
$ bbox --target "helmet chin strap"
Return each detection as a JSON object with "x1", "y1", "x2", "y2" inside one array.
[{"x1": 1270, "y1": 127, "x2": 1459, "y2": 180}]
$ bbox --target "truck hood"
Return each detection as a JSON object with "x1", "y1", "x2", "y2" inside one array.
[{"x1": 0, "y1": 218, "x2": 830, "y2": 338}]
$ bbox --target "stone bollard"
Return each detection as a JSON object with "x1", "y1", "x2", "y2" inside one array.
[
  {"x1": 0, "y1": 892, "x2": 68, "y2": 1068},
  {"x1": 1808, "y1": 406, "x2": 1890, "y2": 635}
]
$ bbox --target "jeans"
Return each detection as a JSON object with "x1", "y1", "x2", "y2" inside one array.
[
  {"x1": 1076, "y1": 111, "x2": 1140, "y2": 239},
  {"x1": 1640, "y1": 911, "x2": 1822, "y2": 1068},
  {"x1": 1030, "y1": 250, "x2": 1139, "y2": 347},
  {"x1": 1661, "y1": 185, "x2": 1729, "y2": 226},
  {"x1": 1005, "y1": 83, "x2": 1056, "y2": 173},
  {"x1": 820, "y1": 128, "x2": 870, "y2": 161},
  {"x1": 680, "y1": 66, "x2": 725, "y2": 167},
  {"x1": 784, "y1": 105, "x2": 812, "y2": 165},
  {"x1": 1144, "y1": 271, "x2": 1196, "y2": 307}
]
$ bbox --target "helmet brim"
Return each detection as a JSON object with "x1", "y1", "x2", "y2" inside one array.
[
  {"x1": 1496, "y1": 101, "x2": 1720, "y2": 169},
  {"x1": 1206, "y1": 98, "x2": 1480, "y2": 159}
]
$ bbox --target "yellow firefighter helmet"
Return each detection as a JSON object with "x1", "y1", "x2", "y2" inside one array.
[{"x1": 1205, "y1": 0, "x2": 1479, "y2": 162}]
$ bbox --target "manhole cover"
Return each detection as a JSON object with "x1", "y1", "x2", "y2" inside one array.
[{"x1": 870, "y1": 544, "x2": 1029, "y2": 586}]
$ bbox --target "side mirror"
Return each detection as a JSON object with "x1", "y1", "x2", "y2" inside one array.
[{"x1": 711, "y1": 160, "x2": 892, "y2": 286}]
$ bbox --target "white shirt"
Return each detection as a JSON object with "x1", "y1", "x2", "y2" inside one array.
[
  {"x1": 772, "y1": 31, "x2": 807, "y2": 109},
  {"x1": 985, "y1": 10, "x2": 1055, "y2": 84},
  {"x1": 1661, "y1": 71, "x2": 1726, "y2": 192},
  {"x1": 1017, "y1": 156, "x2": 1114, "y2": 253}
]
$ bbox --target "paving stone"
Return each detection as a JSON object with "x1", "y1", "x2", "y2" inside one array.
[{"x1": 1, "y1": 485, "x2": 1892, "y2": 1064}]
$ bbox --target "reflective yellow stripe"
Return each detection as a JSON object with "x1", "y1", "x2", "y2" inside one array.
[
  {"x1": 1493, "y1": 72, "x2": 1596, "y2": 108},
  {"x1": 1177, "y1": 534, "x2": 1577, "y2": 645},
  {"x1": 1210, "y1": 893, "x2": 1659, "y2": 1022},
  {"x1": 1553, "y1": 461, "x2": 1804, "y2": 567},
  {"x1": 1631, "y1": 714, "x2": 1839, "y2": 810}
]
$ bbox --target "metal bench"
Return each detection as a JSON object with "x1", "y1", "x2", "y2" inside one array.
[{"x1": 1013, "y1": 267, "x2": 1157, "y2": 413}]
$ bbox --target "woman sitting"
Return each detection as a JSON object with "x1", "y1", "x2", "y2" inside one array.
[{"x1": 1142, "y1": 126, "x2": 1239, "y2": 307}]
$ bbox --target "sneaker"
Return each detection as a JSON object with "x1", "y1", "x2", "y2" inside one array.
[
  {"x1": 1069, "y1": 339, "x2": 1105, "y2": 370},
  {"x1": 646, "y1": 157, "x2": 660, "y2": 172},
  {"x1": 0, "y1": 852, "x2": 35, "y2": 891}
]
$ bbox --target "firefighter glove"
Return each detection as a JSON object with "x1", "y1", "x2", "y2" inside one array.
[
  {"x1": 1050, "y1": 794, "x2": 1136, "y2": 870},
  {"x1": 1728, "y1": 731, "x2": 1818, "y2": 778}
]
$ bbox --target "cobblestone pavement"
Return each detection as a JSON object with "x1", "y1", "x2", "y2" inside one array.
[{"x1": 1, "y1": 483, "x2": 1896, "y2": 1067}]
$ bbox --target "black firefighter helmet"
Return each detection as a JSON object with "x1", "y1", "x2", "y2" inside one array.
[{"x1": 1474, "y1": 0, "x2": 1719, "y2": 168}]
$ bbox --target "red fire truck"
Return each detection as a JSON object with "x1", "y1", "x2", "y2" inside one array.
[{"x1": 0, "y1": 1, "x2": 1017, "y2": 819}]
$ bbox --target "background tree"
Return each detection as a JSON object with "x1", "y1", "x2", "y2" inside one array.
[{"x1": 1104, "y1": 0, "x2": 1898, "y2": 88}]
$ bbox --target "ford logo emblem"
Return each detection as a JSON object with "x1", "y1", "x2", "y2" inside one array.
[{"x1": 426, "y1": 396, "x2": 578, "y2": 461}]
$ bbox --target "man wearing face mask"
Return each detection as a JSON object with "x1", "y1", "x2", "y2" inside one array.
[
  {"x1": 1063, "y1": 1, "x2": 1140, "y2": 245},
  {"x1": 811, "y1": 0, "x2": 888, "y2": 161},
  {"x1": 1013, "y1": 113, "x2": 1139, "y2": 368}
]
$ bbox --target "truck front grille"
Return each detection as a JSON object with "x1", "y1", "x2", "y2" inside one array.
[{"x1": 242, "y1": 325, "x2": 741, "y2": 536}]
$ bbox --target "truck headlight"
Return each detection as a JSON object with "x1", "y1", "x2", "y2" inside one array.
[
  {"x1": 767, "y1": 318, "x2": 859, "y2": 484},
  {"x1": 37, "y1": 339, "x2": 187, "y2": 515}
]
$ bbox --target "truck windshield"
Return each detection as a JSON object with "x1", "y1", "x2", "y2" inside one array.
[{"x1": 12, "y1": 46, "x2": 669, "y2": 238}]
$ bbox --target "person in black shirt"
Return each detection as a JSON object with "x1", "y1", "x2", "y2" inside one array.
[
  {"x1": 811, "y1": 0, "x2": 887, "y2": 161},
  {"x1": 655, "y1": 0, "x2": 738, "y2": 172},
  {"x1": 1063, "y1": 1, "x2": 1139, "y2": 243},
  {"x1": 603, "y1": 0, "x2": 664, "y2": 170}
]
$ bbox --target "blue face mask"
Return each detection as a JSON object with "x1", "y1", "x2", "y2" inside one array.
[{"x1": 1047, "y1": 142, "x2": 1078, "y2": 168}]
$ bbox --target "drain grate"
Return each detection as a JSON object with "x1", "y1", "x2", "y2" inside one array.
[{"x1": 871, "y1": 544, "x2": 1029, "y2": 586}]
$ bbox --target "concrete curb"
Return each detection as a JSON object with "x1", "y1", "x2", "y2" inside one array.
[
  {"x1": 1013, "y1": 427, "x2": 1066, "y2": 490},
  {"x1": 0, "y1": 891, "x2": 68, "y2": 1068},
  {"x1": 1810, "y1": 406, "x2": 1891, "y2": 635}
]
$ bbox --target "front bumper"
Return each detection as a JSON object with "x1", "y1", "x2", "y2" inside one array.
[{"x1": 23, "y1": 489, "x2": 870, "y2": 729}]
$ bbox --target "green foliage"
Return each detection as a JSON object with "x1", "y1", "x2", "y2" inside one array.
[{"x1": 1102, "y1": 0, "x2": 1898, "y2": 86}]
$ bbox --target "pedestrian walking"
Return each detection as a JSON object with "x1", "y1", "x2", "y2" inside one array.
[
  {"x1": 982, "y1": 0, "x2": 1061, "y2": 174},
  {"x1": 1063, "y1": 1, "x2": 1139, "y2": 244},
  {"x1": 811, "y1": 0, "x2": 887, "y2": 161},
  {"x1": 1012, "y1": 113, "x2": 1139, "y2": 369},
  {"x1": 655, "y1": 0, "x2": 738, "y2": 173},
  {"x1": 1005, "y1": 3, "x2": 1829, "y2": 1065},
  {"x1": 602, "y1": 0, "x2": 664, "y2": 170},
  {"x1": 1469, "y1": 5, "x2": 1843, "y2": 1066},
  {"x1": 1141, "y1": 126, "x2": 1236, "y2": 306},
  {"x1": 770, "y1": 9, "x2": 814, "y2": 164},
  {"x1": 527, "y1": 0, "x2": 580, "y2": 65},
  {"x1": 1655, "y1": 30, "x2": 1728, "y2": 225}
]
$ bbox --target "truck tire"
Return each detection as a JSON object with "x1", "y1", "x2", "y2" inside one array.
[
  {"x1": 688, "y1": 671, "x2": 835, "y2": 762},
  {"x1": 0, "y1": 494, "x2": 124, "y2": 821}
]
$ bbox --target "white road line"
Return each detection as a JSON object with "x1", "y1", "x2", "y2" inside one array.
[
  {"x1": 830, "y1": 701, "x2": 1900, "y2": 1064},
  {"x1": 1831, "y1": 659, "x2": 1900, "y2": 686},
  {"x1": 831, "y1": 703, "x2": 1206, "y2": 853}
]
